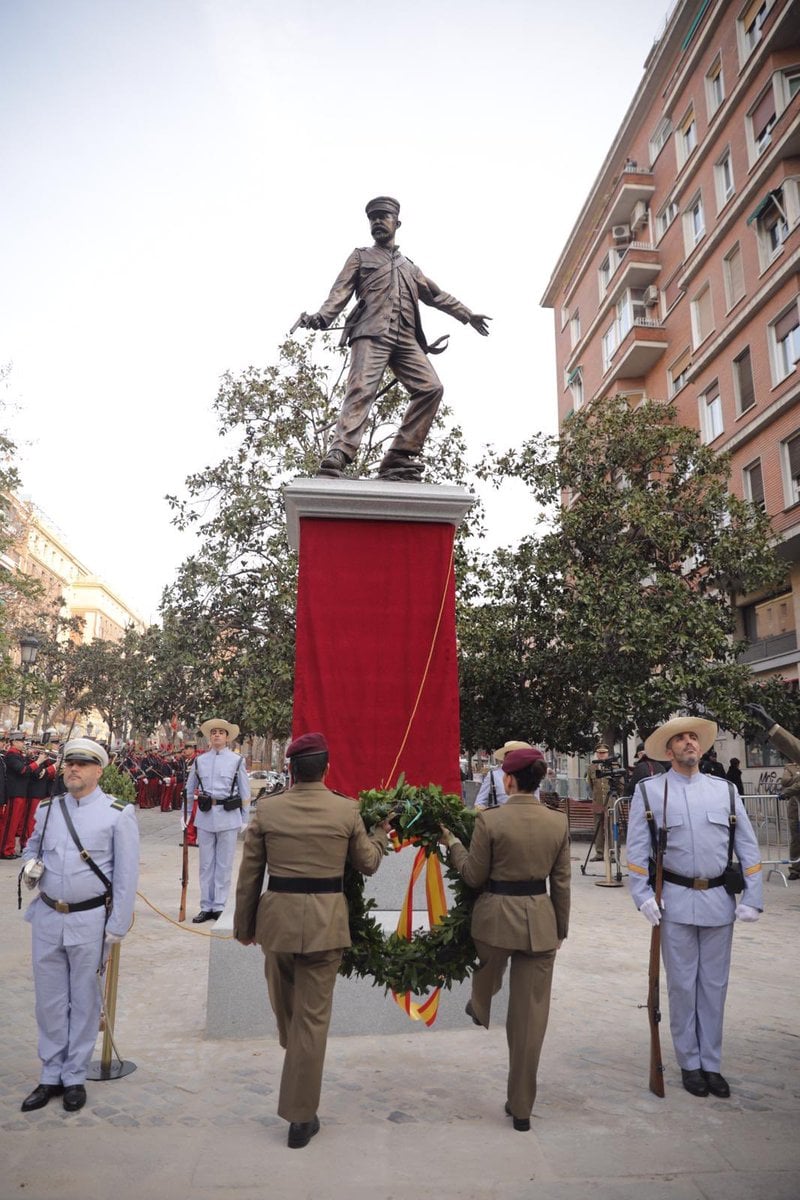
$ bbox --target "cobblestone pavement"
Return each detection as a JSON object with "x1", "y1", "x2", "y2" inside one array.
[{"x1": 1, "y1": 809, "x2": 798, "y2": 1200}]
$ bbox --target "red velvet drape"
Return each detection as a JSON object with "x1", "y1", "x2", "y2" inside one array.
[{"x1": 293, "y1": 518, "x2": 461, "y2": 798}]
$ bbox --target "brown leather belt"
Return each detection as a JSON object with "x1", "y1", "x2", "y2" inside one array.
[
  {"x1": 40, "y1": 891, "x2": 108, "y2": 913},
  {"x1": 487, "y1": 879, "x2": 547, "y2": 896},
  {"x1": 662, "y1": 868, "x2": 725, "y2": 890},
  {"x1": 267, "y1": 876, "x2": 343, "y2": 894}
]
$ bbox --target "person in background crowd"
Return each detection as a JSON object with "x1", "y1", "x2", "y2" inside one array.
[
  {"x1": 699, "y1": 748, "x2": 727, "y2": 779},
  {"x1": 624, "y1": 743, "x2": 666, "y2": 797},
  {"x1": 726, "y1": 756, "x2": 744, "y2": 796},
  {"x1": 586, "y1": 743, "x2": 613, "y2": 861},
  {"x1": 474, "y1": 741, "x2": 533, "y2": 810},
  {"x1": 1, "y1": 732, "x2": 47, "y2": 859}
]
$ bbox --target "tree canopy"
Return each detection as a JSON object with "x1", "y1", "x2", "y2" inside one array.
[{"x1": 460, "y1": 394, "x2": 790, "y2": 752}]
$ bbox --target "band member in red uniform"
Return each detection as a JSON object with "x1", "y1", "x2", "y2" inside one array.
[
  {"x1": 22, "y1": 741, "x2": 58, "y2": 846},
  {"x1": 1, "y1": 732, "x2": 44, "y2": 859}
]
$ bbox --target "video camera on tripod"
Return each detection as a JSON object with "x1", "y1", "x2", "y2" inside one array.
[{"x1": 590, "y1": 753, "x2": 627, "y2": 788}]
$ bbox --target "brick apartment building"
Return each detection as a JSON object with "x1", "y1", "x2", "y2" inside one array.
[{"x1": 542, "y1": 0, "x2": 800, "y2": 786}]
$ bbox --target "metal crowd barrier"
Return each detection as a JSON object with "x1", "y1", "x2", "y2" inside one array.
[{"x1": 742, "y1": 793, "x2": 798, "y2": 886}]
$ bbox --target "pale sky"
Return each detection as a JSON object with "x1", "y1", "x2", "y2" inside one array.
[{"x1": 0, "y1": 0, "x2": 670, "y2": 622}]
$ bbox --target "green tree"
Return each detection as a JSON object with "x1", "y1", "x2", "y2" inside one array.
[
  {"x1": 161, "y1": 336, "x2": 479, "y2": 738},
  {"x1": 0, "y1": 368, "x2": 47, "y2": 709},
  {"x1": 466, "y1": 395, "x2": 787, "y2": 752}
]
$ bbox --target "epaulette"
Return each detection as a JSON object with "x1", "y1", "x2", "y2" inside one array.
[
  {"x1": 39, "y1": 797, "x2": 52, "y2": 809},
  {"x1": 332, "y1": 789, "x2": 357, "y2": 801},
  {"x1": 111, "y1": 798, "x2": 131, "y2": 810}
]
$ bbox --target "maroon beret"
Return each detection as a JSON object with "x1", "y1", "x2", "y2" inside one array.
[
  {"x1": 286, "y1": 732, "x2": 329, "y2": 758},
  {"x1": 502, "y1": 747, "x2": 545, "y2": 773}
]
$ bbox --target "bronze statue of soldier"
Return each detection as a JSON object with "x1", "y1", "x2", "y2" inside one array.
[{"x1": 294, "y1": 197, "x2": 490, "y2": 482}]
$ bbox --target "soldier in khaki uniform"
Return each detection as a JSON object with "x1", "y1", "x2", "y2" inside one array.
[
  {"x1": 441, "y1": 747, "x2": 571, "y2": 1131},
  {"x1": 586, "y1": 742, "x2": 613, "y2": 860},
  {"x1": 233, "y1": 732, "x2": 391, "y2": 1148}
]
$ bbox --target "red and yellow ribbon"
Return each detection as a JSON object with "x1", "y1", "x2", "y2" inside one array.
[{"x1": 389, "y1": 833, "x2": 448, "y2": 1026}]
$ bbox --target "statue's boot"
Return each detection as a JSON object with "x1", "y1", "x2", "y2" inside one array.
[
  {"x1": 316, "y1": 449, "x2": 351, "y2": 478},
  {"x1": 378, "y1": 449, "x2": 424, "y2": 481}
]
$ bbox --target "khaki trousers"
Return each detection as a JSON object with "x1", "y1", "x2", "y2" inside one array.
[
  {"x1": 471, "y1": 939, "x2": 556, "y2": 1120},
  {"x1": 264, "y1": 947, "x2": 343, "y2": 1123}
]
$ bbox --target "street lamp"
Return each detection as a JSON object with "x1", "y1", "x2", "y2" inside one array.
[{"x1": 17, "y1": 634, "x2": 40, "y2": 731}]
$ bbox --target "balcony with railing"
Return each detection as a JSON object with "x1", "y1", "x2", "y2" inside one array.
[
  {"x1": 739, "y1": 629, "x2": 798, "y2": 664},
  {"x1": 605, "y1": 166, "x2": 655, "y2": 228},
  {"x1": 602, "y1": 317, "x2": 668, "y2": 383}
]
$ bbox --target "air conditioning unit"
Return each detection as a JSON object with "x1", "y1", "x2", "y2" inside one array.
[
  {"x1": 643, "y1": 285, "x2": 659, "y2": 307},
  {"x1": 631, "y1": 200, "x2": 648, "y2": 231},
  {"x1": 612, "y1": 223, "x2": 631, "y2": 241}
]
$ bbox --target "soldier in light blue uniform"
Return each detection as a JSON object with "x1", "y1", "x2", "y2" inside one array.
[
  {"x1": 626, "y1": 716, "x2": 763, "y2": 1099},
  {"x1": 186, "y1": 718, "x2": 250, "y2": 923},
  {"x1": 19, "y1": 738, "x2": 139, "y2": 1113}
]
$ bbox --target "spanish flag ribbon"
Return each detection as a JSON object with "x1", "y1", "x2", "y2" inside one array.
[{"x1": 391, "y1": 842, "x2": 448, "y2": 1026}]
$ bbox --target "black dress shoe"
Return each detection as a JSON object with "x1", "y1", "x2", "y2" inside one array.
[
  {"x1": 63, "y1": 1084, "x2": 86, "y2": 1112},
  {"x1": 21, "y1": 1083, "x2": 63, "y2": 1112},
  {"x1": 287, "y1": 1114, "x2": 320, "y2": 1148},
  {"x1": 703, "y1": 1071, "x2": 730, "y2": 1098},
  {"x1": 681, "y1": 1068, "x2": 709, "y2": 1097},
  {"x1": 504, "y1": 1101, "x2": 529, "y2": 1131},
  {"x1": 316, "y1": 449, "x2": 350, "y2": 478},
  {"x1": 465, "y1": 1000, "x2": 483, "y2": 1027},
  {"x1": 192, "y1": 911, "x2": 213, "y2": 923}
]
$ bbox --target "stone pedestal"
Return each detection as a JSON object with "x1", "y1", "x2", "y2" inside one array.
[{"x1": 206, "y1": 478, "x2": 489, "y2": 1038}]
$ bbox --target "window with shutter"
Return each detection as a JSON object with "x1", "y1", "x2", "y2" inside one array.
[{"x1": 734, "y1": 348, "x2": 756, "y2": 413}]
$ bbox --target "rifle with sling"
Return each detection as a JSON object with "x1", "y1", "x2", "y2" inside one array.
[{"x1": 642, "y1": 780, "x2": 667, "y2": 1097}]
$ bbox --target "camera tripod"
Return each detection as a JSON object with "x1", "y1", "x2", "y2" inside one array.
[{"x1": 579, "y1": 790, "x2": 626, "y2": 887}]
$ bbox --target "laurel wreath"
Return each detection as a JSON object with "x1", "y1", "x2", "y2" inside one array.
[{"x1": 339, "y1": 780, "x2": 479, "y2": 995}]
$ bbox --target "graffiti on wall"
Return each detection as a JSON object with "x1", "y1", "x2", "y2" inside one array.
[{"x1": 756, "y1": 770, "x2": 781, "y2": 794}]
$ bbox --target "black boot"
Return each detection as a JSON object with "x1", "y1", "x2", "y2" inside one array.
[
  {"x1": 316, "y1": 449, "x2": 351, "y2": 478},
  {"x1": 378, "y1": 450, "x2": 423, "y2": 481}
]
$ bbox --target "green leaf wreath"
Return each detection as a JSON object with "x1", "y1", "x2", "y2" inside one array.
[{"x1": 340, "y1": 779, "x2": 480, "y2": 995}]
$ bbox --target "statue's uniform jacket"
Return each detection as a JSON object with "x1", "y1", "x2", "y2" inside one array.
[
  {"x1": 234, "y1": 781, "x2": 388, "y2": 1122},
  {"x1": 626, "y1": 770, "x2": 763, "y2": 1072},
  {"x1": 318, "y1": 244, "x2": 473, "y2": 349}
]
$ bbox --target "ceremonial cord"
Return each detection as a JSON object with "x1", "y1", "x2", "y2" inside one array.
[
  {"x1": 135, "y1": 890, "x2": 234, "y2": 939},
  {"x1": 383, "y1": 539, "x2": 455, "y2": 787}
]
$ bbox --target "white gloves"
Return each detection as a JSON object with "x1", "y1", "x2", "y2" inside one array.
[
  {"x1": 735, "y1": 903, "x2": 760, "y2": 922},
  {"x1": 639, "y1": 897, "x2": 662, "y2": 926},
  {"x1": 104, "y1": 931, "x2": 124, "y2": 946}
]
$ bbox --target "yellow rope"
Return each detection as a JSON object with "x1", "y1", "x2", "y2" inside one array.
[
  {"x1": 384, "y1": 538, "x2": 455, "y2": 788},
  {"x1": 135, "y1": 890, "x2": 234, "y2": 939}
]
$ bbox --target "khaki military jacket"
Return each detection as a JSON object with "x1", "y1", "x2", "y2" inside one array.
[
  {"x1": 449, "y1": 795, "x2": 571, "y2": 952},
  {"x1": 233, "y1": 781, "x2": 387, "y2": 954}
]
